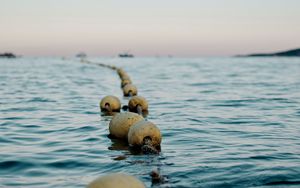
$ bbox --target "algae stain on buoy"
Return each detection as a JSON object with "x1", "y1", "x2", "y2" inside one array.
[
  {"x1": 128, "y1": 120, "x2": 162, "y2": 154},
  {"x1": 123, "y1": 84, "x2": 138, "y2": 96},
  {"x1": 109, "y1": 112, "x2": 144, "y2": 139},
  {"x1": 100, "y1": 95, "x2": 121, "y2": 114},
  {"x1": 87, "y1": 173, "x2": 145, "y2": 188}
]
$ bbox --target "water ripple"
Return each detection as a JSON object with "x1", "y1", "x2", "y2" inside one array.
[{"x1": 0, "y1": 57, "x2": 299, "y2": 187}]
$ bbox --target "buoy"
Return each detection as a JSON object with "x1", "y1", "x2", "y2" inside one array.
[
  {"x1": 117, "y1": 68, "x2": 124, "y2": 75},
  {"x1": 100, "y1": 95, "x2": 121, "y2": 113},
  {"x1": 120, "y1": 73, "x2": 131, "y2": 80},
  {"x1": 120, "y1": 73, "x2": 131, "y2": 81},
  {"x1": 128, "y1": 96, "x2": 148, "y2": 115},
  {"x1": 87, "y1": 173, "x2": 145, "y2": 188},
  {"x1": 109, "y1": 112, "x2": 144, "y2": 139},
  {"x1": 123, "y1": 84, "x2": 138, "y2": 96},
  {"x1": 128, "y1": 120, "x2": 161, "y2": 154},
  {"x1": 121, "y1": 79, "x2": 132, "y2": 88},
  {"x1": 117, "y1": 69, "x2": 129, "y2": 79}
]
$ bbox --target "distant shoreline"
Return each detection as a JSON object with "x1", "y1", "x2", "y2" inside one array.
[
  {"x1": 0, "y1": 52, "x2": 18, "y2": 58},
  {"x1": 236, "y1": 48, "x2": 300, "y2": 57}
]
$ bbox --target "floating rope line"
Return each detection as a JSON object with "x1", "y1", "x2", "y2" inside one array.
[
  {"x1": 81, "y1": 59, "x2": 166, "y2": 185},
  {"x1": 82, "y1": 59, "x2": 148, "y2": 115},
  {"x1": 81, "y1": 59, "x2": 160, "y2": 153}
]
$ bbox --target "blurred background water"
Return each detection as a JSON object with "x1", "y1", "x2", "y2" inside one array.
[{"x1": 0, "y1": 57, "x2": 300, "y2": 187}]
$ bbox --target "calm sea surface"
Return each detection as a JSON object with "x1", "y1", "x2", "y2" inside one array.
[{"x1": 1, "y1": 57, "x2": 300, "y2": 187}]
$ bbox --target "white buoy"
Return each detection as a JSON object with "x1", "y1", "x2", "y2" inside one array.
[
  {"x1": 128, "y1": 96, "x2": 148, "y2": 114},
  {"x1": 100, "y1": 95, "x2": 121, "y2": 113},
  {"x1": 109, "y1": 112, "x2": 144, "y2": 139},
  {"x1": 128, "y1": 120, "x2": 161, "y2": 148},
  {"x1": 87, "y1": 173, "x2": 145, "y2": 188},
  {"x1": 123, "y1": 84, "x2": 138, "y2": 96}
]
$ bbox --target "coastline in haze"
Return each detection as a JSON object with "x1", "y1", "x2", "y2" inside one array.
[{"x1": 237, "y1": 47, "x2": 300, "y2": 57}]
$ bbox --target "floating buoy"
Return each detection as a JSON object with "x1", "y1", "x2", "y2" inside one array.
[
  {"x1": 120, "y1": 75, "x2": 131, "y2": 81},
  {"x1": 121, "y1": 79, "x2": 132, "y2": 88},
  {"x1": 117, "y1": 69, "x2": 129, "y2": 79},
  {"x1": 100, "y1": 95, "x2": 121, "y2": 113},
  {"x1": 87, "y1": 173, "x2": 145, "y2": 188},
  {"x1": 123, "y1": 84, "x2": 138, "y2": 96},
  {"x1": 128, "y1": 120, "x2": 161, "y2": 154},
  {"x1": 121, "y1": 74, "x2": 131, "y2": 80},
  {"x1": 117, "y1": 68, "x2": 124, "y2": 75},
  {"x1": 128, "y1": 96, "x2": 148, "y2": 115},
  {"x1": 109, "y1": 112, "x2": 144, "y2": 139}
]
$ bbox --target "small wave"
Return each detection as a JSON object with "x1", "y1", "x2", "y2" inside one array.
[
  {"x1": 45, "y1": 160, "x2": 92, "y2": 169},
  {"x1": 0, "y1": 137, "x2": 18, "y2": 144},
  {"x1": 81, "y1": 137, "x2": 100, "y2": 142},
  {"x1": 188, "y1": 82, "x2": 221, "y2": 87},
  {"x1": 26, "y1": 97, "x2": 56, "y2": 103},
  {"x1": 211, "y1": 99, "x2": 254, "y2": 107},
  {"x1": 264, "y1": 180, "x2": 300, "y2": 186},
  {"x1": 295, "y1": 110, "x2": 300, "y2": 117},
  {"x1": 21, "y1": 124, "x2": 41, "y2": 128},
  {"x1": 83, "y1": 111, "x2": 98, "y2": 115},
  {"x1": 1, "y1": 107, "x2": 38, "y2": 112},
  {"x1": 217, "y1": 119, "x2": 265, "y2": 125},
  {"x1": 1, "y1": 116, "x2": 27, "y2": 120},
  {"x1": 0, "y1": 160, "x2": 35, "y2": 171},
  {"x1": 74, "y1": 125, "x2": 98, "y2": 132},
  {"x1": 249, "y1": 155, "x2": 283, "y2": 160}
]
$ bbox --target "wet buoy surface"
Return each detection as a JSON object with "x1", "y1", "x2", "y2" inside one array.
[
  {"x1": 88, "y1": 173, "x2": 145, "y2": 188},
  {"x1": 121, "y1": 79, "x2": 132, "y2": 88},
  {"x1": 117, "y1": 69, "x2": 130, "y2": 80},
  {"x1": 123, "y1": 84, "x2": 138, "y2": 96},
  {"x1": 109, "y1": 112, "x2": 144, "y2": 139},
  {"x1": 128, "y1": 120, "x2": 161, "y2": 147},
  {"x1": 128, "y1": 96, "x2": 148, "y2": 113},
  {"x1": 120, "y1": 74, "x2": 131, "y2": 80},
  {"x1": 100, "y1": 95, "x2": 121, "y2": 112}
]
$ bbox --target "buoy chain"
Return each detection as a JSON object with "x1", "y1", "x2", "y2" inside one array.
[
  {"x1": 83, "y1": 59, "x2": 160, "y2": 153},
  {"x1": 80, "y1": 59, "x2": 165, "y2": 186}
]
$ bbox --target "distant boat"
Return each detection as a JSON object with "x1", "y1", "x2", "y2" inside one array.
[
  {"x1": 76, "y1": 52, "x2": 87, "y2": 58},
  {"x1": 119, "y1": 52, "x2": 134, "y2": 58},
  {"x1": 0, "y1": 52, "x2": 17, "y2": 58}
]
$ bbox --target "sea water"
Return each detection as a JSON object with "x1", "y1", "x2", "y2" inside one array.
[{"x1": 1, "y1": 57, "x2": 300, "y2": 187}]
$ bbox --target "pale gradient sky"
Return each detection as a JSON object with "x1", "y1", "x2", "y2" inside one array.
[{"x1": 1, "y1": 0, "x2": 300, "y2": 57}]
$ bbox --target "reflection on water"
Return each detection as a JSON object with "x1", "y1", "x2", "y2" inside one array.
[
  {"x1": 0, "y1": 57, "x2": 300, "y2": 187},
  {"x1": 108, "y1": 138, "x2": 129, "y2": 151}
]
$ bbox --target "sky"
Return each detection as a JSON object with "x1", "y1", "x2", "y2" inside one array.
[{"x1": 0, "y1": 0, "x2": 300, "y2": 57}]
